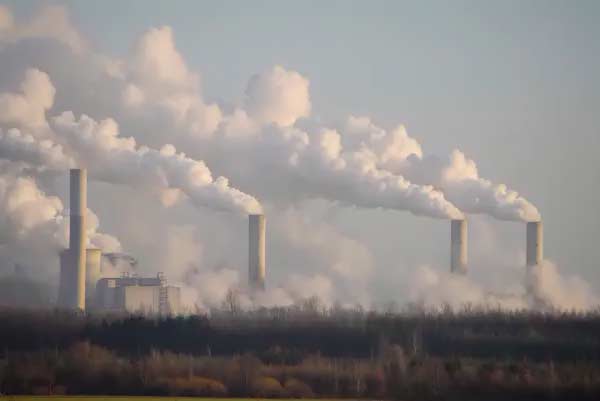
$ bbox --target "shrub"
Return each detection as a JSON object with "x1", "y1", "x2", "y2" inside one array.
[
  {"x1": 284, "y1": 377, "x2": 314, "y2": 398},
  {"x1": 252, "y1": 376, "x2": 284, "y2": 397},
  {"x1": 165, "y1": 376, "x2": 228, "y2": 396}
]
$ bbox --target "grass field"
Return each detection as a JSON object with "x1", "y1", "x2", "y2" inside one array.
[
  {"x1": 0, "y1": 395, "x2": 327, "y2": 401},
  {"x1": 0, "y1": 398, "x2": 311, "y2": 401},
  {"x1": 0, "y1": 395, "x2": 348, "y2": 401}
]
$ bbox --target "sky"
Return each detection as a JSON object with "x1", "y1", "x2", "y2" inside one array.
[{"x1": 0, "y1": 0, "x2": 599, "y2": 311}]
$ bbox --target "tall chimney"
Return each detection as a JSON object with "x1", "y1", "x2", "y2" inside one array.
[
  {"x1": 248, "y1": 214, "x2": 266, "y2": 290},
  {"x1": 526, "y1": 221, "x2": 543, "y2": 266},
  {"x1": 451, "y1": 219, "x2": 467, "y2": 274},
  {"x1": 70, "y1": 169, "x2": 87, "y2": 311},
  {"x1": 85, "y1": 248, "x2": 102, "y2": 306}
]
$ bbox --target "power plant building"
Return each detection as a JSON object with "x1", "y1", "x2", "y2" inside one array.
[
  {"x1": 57, "y1": 169, "x2": 180, "y2": 315},
  {"x1": 95, "y1": 274, "x2": 180, "y2": 315}
]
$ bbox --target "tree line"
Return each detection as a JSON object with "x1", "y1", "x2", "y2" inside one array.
[{"x1": 1, "y1": 305, "x2": 600, "y2": 399}]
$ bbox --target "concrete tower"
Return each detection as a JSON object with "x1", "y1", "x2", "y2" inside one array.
[
  {"x1": 70, "y1": 169, "x2": 87, "y2": 311},
  {"x1": 85, "y1": 248, "x2": 102, "y2": 304},
  {"x1": 526, "y1": 221, "x2": 543, "y2": 266},
  {"x1": 451, "y1": 219, "x2": 468, "y2": 274},
  {"x1": 248, "y1": 214, "x2": 266, "y2": 290}
]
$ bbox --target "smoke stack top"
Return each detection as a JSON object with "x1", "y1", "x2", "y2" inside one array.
[{"x1": 69, "y1": 168, "x2": 86, "y2": 217}]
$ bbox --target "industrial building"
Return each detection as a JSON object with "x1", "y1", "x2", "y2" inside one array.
[
  {"x1": 57, "y1": 169, "x2": 181, "y2": 315},
  {"x1": 95, "y1": 273, "x2": 180, "y2": 315},
  {"x1": 56, "y1": 169, "x2": 544, "y2": 312}
]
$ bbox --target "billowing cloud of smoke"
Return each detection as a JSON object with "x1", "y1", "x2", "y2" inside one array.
[
  {"x1": 527, "y1": 260, "x2": 598, "y2": 311},
  {"x1": 168, "y1": 208, "x2": 372, "y2": 313},
  {"x1": 244, "y1": 65, "x2": 311, "y2": 127},
  {"x1": 408, "y1": 261, "x2": 598, "y2": 312},
  {"x1": 141, "y1": 225, "x2": 287, "y2": 313},
  {"x1": 0, "y1": 127, "x2": 74, "y2": 171},
  {"x1": 0, "y1": 4, "x2": 85, "y2": 53},
  {"x1": 342, "y1": 116, "x2": 541, "y2": 222},
  {"x1": 51, "y1": 112, "x2": 263, "y2": 214},
  {"x1": 1, "y1": 4, "x2": 594, "y2": 313},
  {"x1": 120, "y1": 26, "x2": 222, "y2": 138},
  {"x1": 85, "y1": 25, "x2": 462, "y2": 220},
  {"x1": 0, "y1": 170, "x2": 120, "y2": 283},
  {"x1": 0, "y1": 69, "x2": 262, "y2": 215},
  {"x1": 0, "y1": 68, "x2": 55, "y2": 130},
  {"x1": 87, "y1": 21, "x2": 533, "y2": 222},
  {"x1": 272, "y1": 207, "x2": 372, "y2": 305},
  {"x1": 0, "y1": 6, "x2": 539, "y2": 224}
]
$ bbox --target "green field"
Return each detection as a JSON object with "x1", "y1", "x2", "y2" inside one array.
[
  {"x1": 0, "y1": 395, "x2": 329, "y2": 401},
  {"x1": 0, "y1": 395, "x2": 348, "y2": 401},
  {"x1": 0, "y1": 398, "x2": 320, "y2": 401},
  {"x1": 1, "y1": 398, "x2": 250, "y2": 401}
]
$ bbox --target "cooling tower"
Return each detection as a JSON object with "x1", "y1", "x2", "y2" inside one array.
[
  {"x1": 526, "y1": 221, "x2": 543, "y2": 266},
  {"x1": 85, "y1": 248, "x2": 102, "y2": 302},
  {"x1": 248, "y1": 214, "x2": 266, "y2": 290},
  {"x1": 70, "y1": 169, "x2": 87, "y2": 311},
  {"x1": 451, "y1": 219, "x2": 468, "y2": 274}
]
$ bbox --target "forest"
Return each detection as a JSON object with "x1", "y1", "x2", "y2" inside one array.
[{"x1": 1, "y1": 304, "x2": 600, "y2": 400}]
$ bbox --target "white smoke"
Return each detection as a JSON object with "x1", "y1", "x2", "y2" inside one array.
[
  {"x1": 51, "y1": 111, "x2": 263, "y2": 215},
  {"x1": 527, "y1": 260, "x2": 598, "y2": 311},
  {"x1": 0, "y1": 4, "x2": 85, "y2": 52},
  {"x1": 342, "y1": 116, "x2": 541, "y2": 222},
  {"x1": 120, "y1": 26, "x2": 222, "y2": 138},
  {"x1": 245, "y1": 65, "x2": 311, "y2": 127},
  {"x1": 0, "y1": 69, "x2": 262, "y2": 215},
  {"x1": 0, "y1": 127, "x2": 74, "y2": 170},
  {"x1": 408, "y1": 261, "x2": 597, "y2": 312},
  {"x1": 0, "y1": 170, "x2": 119, "y2": 281},
  {"x1": 0, "y1": 68, "x2": 55, "y2": 130}
]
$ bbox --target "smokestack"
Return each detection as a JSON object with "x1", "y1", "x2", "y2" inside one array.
[
  {"x1": 526, "y1": 221, "x2": 543, "y2": 266},
  {"x1": 85, "y1": 248, "x2": 102, "y2": 305},
  {"x1": 451, "y1": 219, "x2": 468, "y2": 274},
  {"x1": 70, "y1": 169, "x2": 87, "y2": 311},
  {"x1": 249, "y1": 214, "x2": 266, "y2": 290}
]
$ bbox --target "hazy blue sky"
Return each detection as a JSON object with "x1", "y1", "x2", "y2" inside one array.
[{"x1": 3, "y1": 0, "x2": 600, "y2": 299}]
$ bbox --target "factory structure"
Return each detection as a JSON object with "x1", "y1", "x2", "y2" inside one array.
[
  {"x1": 57, "y1": 169, "x2": 545, "y2": 313},
  {"x1": 57, "y1": 169, "x2": 181, "y2": 315},
  {"x1": 95, "y1": 273, "x2": 180, "y2": 315}
]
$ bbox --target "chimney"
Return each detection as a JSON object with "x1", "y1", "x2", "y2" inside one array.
[
  {"x1": 248, "y1": 214, "x2": 266, "y2": 290},
  {"x1": 526, "y1": 221, "x2": 543, "y2": 266},
  {"x1": 85, "y1": 248, "x2": 102, "y2": 306},
  {"x1": 70, "y1": 169, "x2": 87, "y2": 311},
  {"x1": 451, "y1": 219, "x2": 467, "y2": 274}
]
